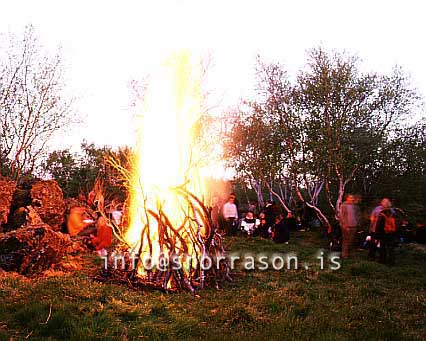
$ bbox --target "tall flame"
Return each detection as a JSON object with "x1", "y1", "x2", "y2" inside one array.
[{"x1": 125, "y1": 51, "x2": 206, "y2": 279}]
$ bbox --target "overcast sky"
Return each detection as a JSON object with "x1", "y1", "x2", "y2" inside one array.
[{"x1": 1, "y1": 0, "x2": 425, "y2": 151}]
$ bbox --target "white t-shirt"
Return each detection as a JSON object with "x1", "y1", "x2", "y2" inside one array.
[
  {"x1": 223, "y1": 202, "x2": 238, "y2": 219},
  {"x1": 241, "y1": 218, "x2": 260, "y2": 233}
]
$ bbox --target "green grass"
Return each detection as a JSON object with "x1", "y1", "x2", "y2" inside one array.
[{"x1": 1, "y1": 231, "x2": 426, "y2": 340}]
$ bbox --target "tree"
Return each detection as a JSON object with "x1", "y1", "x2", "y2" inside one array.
[
  {"x1": 225, "y1": 57, "x2": 330, "y2": 227},
  {"x1": 0, "y1": 25, "x2": 73, "y2": 180},
  {"x1": 43, "y1": 148, "x2": 78, "y2": 196},
  {"x1": 296, "y1": 48, "x2": 419, "y2": 219},
  {"x1": 356, "y1": 119, "x2": 426, "y2": 203},
  {"x1": 225, "y1": 48, "x2": 421, "y2": 228},
  {"x1": 44, "y1": 143, "x2": 131, "y2": 200}
]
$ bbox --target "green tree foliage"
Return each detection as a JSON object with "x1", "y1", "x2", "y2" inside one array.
[
  {"x1": 295, "y1": 48, "x2": 419, "y2": 218},
  {"x1": 225, "y1": 48, "x2": 423, "y2": 224},
  {"x1": 44, "y1": 143, "x2": 131, "y2": 200},
  {"x1": 352, "y1": 120, "x2": 426, "y2": 217}
]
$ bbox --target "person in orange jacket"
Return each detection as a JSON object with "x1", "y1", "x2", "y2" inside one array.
[{"x1": 90, "y1": 214, "x2": 113, "y2": 251}]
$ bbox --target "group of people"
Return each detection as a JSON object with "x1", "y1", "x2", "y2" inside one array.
[
  {"x1": 66, "y1": 188, "x2": 419, "y2": 263},
  {"x1": 65, "y1": 191, "x2": 122, "y2": 255},
  {"x1": 214, "y1": 194, "x2": 297, "y2": 244},
  {"x1": 340, "y1": 195, "x2": 398, "y2": 263},
  {"x1": 216, "y1": 192, "x2": 415, "y2": 264}
]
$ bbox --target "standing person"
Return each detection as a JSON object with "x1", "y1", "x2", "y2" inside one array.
[
  {"x1": 339, "y1": 194, "x2": 360, "y2": 258},
  {"x1": 229, "y1": 192, "x2": 239, "y2": 213},
  {"x1": 263, "y1": 200, "x2": 276, "y2": 231},
  {"x1": 223, "y1": 195, "x2": 238, "y2": 235},
  {"x1": 284, "y1": 211, "x2": 298, "y2": 231},
  {"x1": 368, "y1": 198, "x2": 392, "y2": 260},
  {"x1": 375, "y1": 208, "x2": 397, "y2": 264},
  {"x1": 370, "y1": 198, "x2": 392, "y2": 233}
]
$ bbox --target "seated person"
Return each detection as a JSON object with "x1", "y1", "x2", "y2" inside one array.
[
  {"x1": 272, "y1": 214, "x2": 290, "y2": 244},
  {"x1": 240, "y1": 211, "x2": 260, "y2": 236},
  {"x1": 67, "y1": 207, "x2": 113, "y2": 253},
  {"x1": 254, "y1": 215, "x2": 270, "y2": 239},
  {"x1": 284, "y1": 211, "x2": 298, "y2": 231},
  {"x1": 90, "y1": 215, "x2": 113, "y2": 251},
  {"x1": 66, "y1": 206, "x2": 94, "y2": 236}
]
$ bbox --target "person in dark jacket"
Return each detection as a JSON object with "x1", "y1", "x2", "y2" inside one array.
[
  {"x1": 375, "y1": 208, "x2": 396, "y2": 264},
  {"x1": 254, "y1": 213, "x2": 269, "y2": 239},
  {"x1": 284, "y1": 211, "x2": 298, "y2": 231},
  {"x1": 272, "y1": 214, "x2": 290, "y2": 244},
  {"x1": 263, "y1": 200, "x2": 276, "y2": 232}
]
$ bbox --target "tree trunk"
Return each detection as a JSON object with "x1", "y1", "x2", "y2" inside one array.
[
  {"x1": 335, "y1": 176, "x2": 345, "y2": 221},
  {"x1": 251, "y1": 178, "x2": 264, "y2": 207},
  {"x1": 264, "y1": 181, "x2": 291, "y2": 213}
]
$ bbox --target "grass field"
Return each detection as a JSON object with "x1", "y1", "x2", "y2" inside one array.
[{"x1": 1, "y1": 231, "x2": 426, "y2": 340}]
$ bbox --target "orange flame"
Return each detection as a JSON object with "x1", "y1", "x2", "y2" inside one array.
[{"x1": 125, "y1": 51, "x2": 207, "y2": 280}]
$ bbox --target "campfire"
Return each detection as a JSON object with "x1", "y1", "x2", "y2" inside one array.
[{"x1": 100, "y1": 51, "x2": 231, "y2": 292}]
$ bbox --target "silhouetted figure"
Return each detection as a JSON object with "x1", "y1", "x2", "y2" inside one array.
[
  {"x1": 368, "y1": 198, "x2": 392, "y2": 260},
  {"x1": 375, "y1": 208, "x2": 397, "y2": 264},
  {"x1": 263, "y1": 200, "x2": 276, "y2": 231},
  {"x1": 284, "y1": 211, "x2": 298, "y2": 231},
  {"x1": 272, "y1": 214, "x2": 290, "y2": 244}
]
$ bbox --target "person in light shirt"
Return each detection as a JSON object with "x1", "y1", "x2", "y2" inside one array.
[{"x1": 222, "y1": 194, "x2": 238, "y2": 235}]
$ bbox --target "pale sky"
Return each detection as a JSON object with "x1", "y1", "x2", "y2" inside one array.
[{"x1": 1, "y1": 0, "x2": 425, "y2": 152}]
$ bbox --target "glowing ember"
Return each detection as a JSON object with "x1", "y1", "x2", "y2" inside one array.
[{"x1": 121, "y1": 51, "x2": 225, "y2": 291}]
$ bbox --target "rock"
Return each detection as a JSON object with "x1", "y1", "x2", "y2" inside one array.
[
  {"x1": 7, "y1": 206, "x2": 44, "y2": 228},
  {"x1": 0, "y1": 179, "x2": 17, "y2": 229},
  {"x1": 0, "y1": 224, "x2": 73, "y2": 275},
  {"x1": 4, "y1": 180, "x2": 65, "y2": 232},
  {"x1": 29, "y1": 180, "x2": 65, "y2": 231}
]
